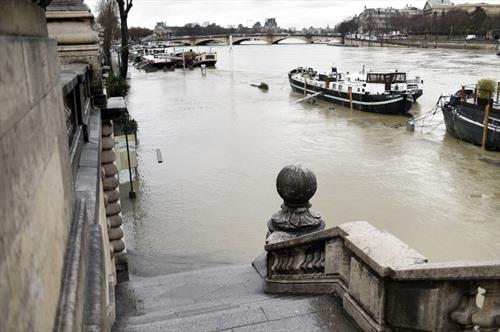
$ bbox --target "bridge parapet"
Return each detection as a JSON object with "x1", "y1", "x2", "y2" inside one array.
[
  {"x1": 263, "y1": 166, "x2": 500, "y2": 332},
  {"x1": 166, "y1": 33, "x2": 340, "y2": 46}
]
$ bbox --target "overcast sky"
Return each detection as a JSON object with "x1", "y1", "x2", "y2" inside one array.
[{"x1": 83, "y1": 0, "x2": 499, "y2": 29}]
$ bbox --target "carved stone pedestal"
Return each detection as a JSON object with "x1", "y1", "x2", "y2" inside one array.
[{"x1": 266, "y1": 165, "x2": 325, "y2": 244}]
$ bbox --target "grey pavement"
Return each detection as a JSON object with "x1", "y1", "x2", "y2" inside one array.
[{"x1": 113, "y1": 264, "x2": 360, "y2": 332}]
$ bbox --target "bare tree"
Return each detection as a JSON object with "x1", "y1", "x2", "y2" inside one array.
[
  {"x1": 97, "y1": 0, "x2": 119, "y2": 66},
  {"x1": 116, "y1": 0, "x2": 133, "y2": 78}
]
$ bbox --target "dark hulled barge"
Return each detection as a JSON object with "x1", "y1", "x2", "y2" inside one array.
[
  {"x1": 440, "y1": 87, "x2": 500, "y2": 151},
  {"x1": 288, "y1": 67, "x2": 423, "y2": 115}
]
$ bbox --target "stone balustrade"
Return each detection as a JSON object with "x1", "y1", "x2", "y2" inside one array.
[
  {"x1": 263, "y1": 166, "x2": 500, "y2": 332},
  {"x1": 265, "y1": 221, "x2": 500, "y2": 331}
]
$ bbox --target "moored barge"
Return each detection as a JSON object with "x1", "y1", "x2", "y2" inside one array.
[
  {"x1": 440, "y1": 87, "x2": 500, "y2": 151},
  {"x1": 288, "y1": 67, "x2": 421, "y2": 115}
]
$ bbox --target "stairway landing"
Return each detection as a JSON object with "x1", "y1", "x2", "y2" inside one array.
[{"x1": 113, "y1": 264, "x2": 359, "y2": 332}]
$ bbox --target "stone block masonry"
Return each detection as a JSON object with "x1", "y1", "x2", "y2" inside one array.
[
  {"x1": 102, "y1": 120, "x2": 129, "y2": 280},
  {"x1": 0, "y1": 1, "x2": 74, "y2": 331},
  {"x1": 1, "y1": 1, "x2": 120, "y2": 331}
]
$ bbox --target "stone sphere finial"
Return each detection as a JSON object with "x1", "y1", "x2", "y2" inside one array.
[
  {"x1": 276, "y1": 165, "x2": 317, "y2": 207},
  {"x1": 266, "y1": 165, "x2": 325, "y2": 244}
]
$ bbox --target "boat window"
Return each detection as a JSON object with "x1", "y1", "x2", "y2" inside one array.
[
  {"x1": 393, "y1": 73, "x2": 406, "y2": 82},
  {"x1": 338, "y1": 85, "x2": 343, "y2": 90},
  {"x1": 332, "y1": 84, "x2": 336, "y2": 89},
  {"x1": 367, "y1": 74, "x2": 384, "y2": 83},
  {"x1": 357, "y1": 88, "x2": 360, "y2": 92}
]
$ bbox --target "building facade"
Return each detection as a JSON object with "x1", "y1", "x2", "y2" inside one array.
[
  {"x1": 357, "y1": 5, "x2": 422, "y2": 33},
  {"x1": 423, "y1": 0, "x2": 500, "y2": 16}
]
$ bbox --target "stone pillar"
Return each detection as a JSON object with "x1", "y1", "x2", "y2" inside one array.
[
  {"x1": 101, "y1": 120, "x2": 128, "y2": 280},
  {"x1": 46, "y1": 0, "x2": 103, "y2": 95},
  {"x1": 266, "y1": 165, "x2": 325, "y2": 243}
]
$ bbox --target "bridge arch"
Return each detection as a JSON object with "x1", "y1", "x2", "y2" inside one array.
[
  {"x1": 195, "y1": 39, "x2": 216, "y2": 45},
  {"x1": 232, "y1": 37, "x2": 269, "y2": 45},
  {"x1": 272, "y1": 37, "x2": 307, "y2": 44},
  {"x1": 194, "y1": 37, "x2": 226, "y2": 45}
]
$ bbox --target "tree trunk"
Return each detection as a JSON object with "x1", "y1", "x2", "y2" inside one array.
[
  {"x1": 117, "y1": 1, "x2": 130, "y2": 78},
  {"x1": 119, "y1": 13, "x2": 129, "y2": 77},
  {"x1": 120, "y1": 18, "x2": 129, "y2": 77}
]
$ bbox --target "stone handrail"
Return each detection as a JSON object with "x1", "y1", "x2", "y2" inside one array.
[{"x1": 264, "y1": 221, "x2": 500, "y2": 331}]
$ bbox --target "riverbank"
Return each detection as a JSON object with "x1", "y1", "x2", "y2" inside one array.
[{"x1": 345, "y1": 37, "x2": 498, "y2": 50}]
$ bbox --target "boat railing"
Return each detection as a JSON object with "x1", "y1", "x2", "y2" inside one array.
[{"x1": 406, "y1": 78, "x2": 422, "y2": 84}]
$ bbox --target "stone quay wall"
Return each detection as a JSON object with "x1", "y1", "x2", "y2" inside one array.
[
  {"x1": 345, "y1": 37, "x2": 498, "y2": 50},
  {"x1": 0, "y1": 1, "x2": 74, "y2": 331},
  {"x1": 1, "y1": 1, "x2": 120, "y2": 331}
]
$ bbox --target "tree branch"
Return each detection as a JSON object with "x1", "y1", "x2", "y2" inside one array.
[{"x1": 125, "y1": 0, "x2": 133, "y2": 14}]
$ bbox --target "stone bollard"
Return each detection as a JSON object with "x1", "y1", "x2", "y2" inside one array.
[
  {"x1": 266, "y1": 165, "x2": 325, "y2": 244},
  {"x1": 101, "y1": 120, "x2": 128, "y2": 280}
]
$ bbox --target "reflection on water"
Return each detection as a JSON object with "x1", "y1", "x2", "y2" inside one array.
[{"x1": 120, "y1": 45, "x2": 500, "y2": 270}]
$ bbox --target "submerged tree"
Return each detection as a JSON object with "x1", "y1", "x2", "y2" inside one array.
[
  {"x1": 97, "y1": 0, "x2": 119, "y2": 66},
  {"x1": 116, "y1": 0, "x2": 133, "y2": 78}
]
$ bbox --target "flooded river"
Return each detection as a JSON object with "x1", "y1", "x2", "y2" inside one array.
[{"x1": 120, "y1": 44, "x2": 500, "y2": 275}]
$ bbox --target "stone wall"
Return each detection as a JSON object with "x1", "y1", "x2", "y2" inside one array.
[
  {"x1": 46, "y1": 0, "x2": 103, "y2": 95},
  {"x1": 0, "y1": 1, "x2": 74, "y2": 330},
  {"x1": 1, "y1": 1, "x2": 118, "y2": 331},
  {"x1": 264, "y1": 221, "x2": 500, "y2": 331},
  {"x1": 344, "y1": 37, "x2": 498, "y2": 50}
]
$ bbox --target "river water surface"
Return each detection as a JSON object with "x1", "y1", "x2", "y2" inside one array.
[{"x1": 120, "y1": 44, "x2": 500, "y2": 274}]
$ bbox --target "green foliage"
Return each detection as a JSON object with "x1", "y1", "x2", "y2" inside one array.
[
  {"x1": 477, "y1": 79, "x2": 497, "y2": 99},
  {"x1": 106, "y1": 72, "x2": 129, "y2": 97},
  {"x1": 128, "y1": 118, "x2": 139, "y2": 134},
  {"x1": 121, "y1": 112, "x2": 138, "y2": 135}
]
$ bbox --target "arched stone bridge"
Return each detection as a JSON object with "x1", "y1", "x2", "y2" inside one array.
[{"x1": 165, "y1": 33, "x2": 342, "y2": 46}]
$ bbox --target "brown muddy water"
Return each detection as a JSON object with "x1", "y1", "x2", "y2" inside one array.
[{"x1": 119, "y1": 44, "x2": 500, "y2": 275}]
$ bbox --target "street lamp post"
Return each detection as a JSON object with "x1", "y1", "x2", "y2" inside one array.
[{"x1": 123, "y1": 112, "x2": 136, "y2": 198}]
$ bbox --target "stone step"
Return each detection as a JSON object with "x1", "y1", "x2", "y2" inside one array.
[
  {"x1": 115, "y1": 295, "x2": 358, "y2": 332},
  {"x1": 114, "y1": 263, "x2": 361, "y2": 332},
  {"x1": 120, "y1": 295, "x2": 301, "y2": 327},
  {"x1": 116, "y1": 264, "x2": 268, "y2": 315},
  {"x1": 123, "y1": 264, "x2": 260, "y2": 291}
]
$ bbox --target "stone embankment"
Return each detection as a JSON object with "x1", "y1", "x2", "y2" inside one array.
[{"x1": 345, "y1": 37, "x2": 498, "y2": 50}]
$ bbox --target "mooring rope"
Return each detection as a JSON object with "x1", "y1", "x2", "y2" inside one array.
[{"x1": 385, "y1": 95, "x2": 449, "y2": 129}]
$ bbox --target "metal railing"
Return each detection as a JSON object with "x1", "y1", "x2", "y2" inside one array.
[{"x1": 61, "y1": 64, "x2": 92, "y2": 175}]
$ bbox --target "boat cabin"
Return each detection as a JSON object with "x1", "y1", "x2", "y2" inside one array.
[{"x1": 367, "y1": 72, "x2": 407, "y2": 90}]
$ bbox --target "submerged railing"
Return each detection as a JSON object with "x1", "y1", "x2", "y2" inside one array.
[{"x1": 263, "y1": 165, "x2": 500, "y2": 332}]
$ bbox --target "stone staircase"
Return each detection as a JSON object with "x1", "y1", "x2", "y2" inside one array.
[{"x1": 113, "y1": 264, "x2": 360, "y2": 332}]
